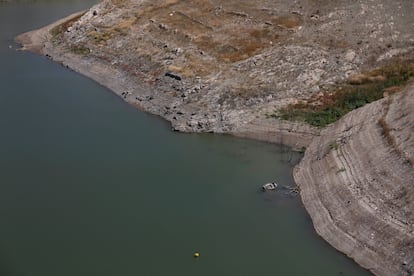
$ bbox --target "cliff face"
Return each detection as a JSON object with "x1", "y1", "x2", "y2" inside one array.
[{"x1": 294, "y1": 84, "x2": 414, "y2": 276}]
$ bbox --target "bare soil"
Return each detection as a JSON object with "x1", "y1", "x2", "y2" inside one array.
[{"x1": 40, "y1": 0, "x2": 414, "y2": 133}]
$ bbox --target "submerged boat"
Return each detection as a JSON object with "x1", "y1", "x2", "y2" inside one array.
[{"x1": 262, "y1": 182, "x2": 278, "y2": 191}]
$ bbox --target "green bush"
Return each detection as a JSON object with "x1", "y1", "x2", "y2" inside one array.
[
  {"x1": 70, "y1": 45, "x2": 90, "y2": 55},
  {"x1": 274, "y1": 59, "x2": 414, "y2": 127}
]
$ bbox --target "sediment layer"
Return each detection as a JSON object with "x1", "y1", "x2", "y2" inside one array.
[{"x1": 294, "y1": 85, "x2": 414, "y2": 276}]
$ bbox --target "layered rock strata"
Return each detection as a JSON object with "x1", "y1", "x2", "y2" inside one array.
[{"x1": 294, "y1": 85, "x2": 414, "y2": 276}]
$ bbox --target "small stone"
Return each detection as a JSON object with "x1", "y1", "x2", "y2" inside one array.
[{"x1": 344, "y1": 50, "x2": 356, "y2": 62}]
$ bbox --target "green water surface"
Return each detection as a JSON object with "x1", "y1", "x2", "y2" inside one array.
[{"x1": 0, "y1": 1, "x2": 371, "y2": 275}]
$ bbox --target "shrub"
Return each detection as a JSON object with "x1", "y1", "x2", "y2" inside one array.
[
  {"x1": 70, "y1": 45, "x2": 90, "y2": 55},
  {"x1": 274, "y1": 58, "x2": 414, "y2": 127}
]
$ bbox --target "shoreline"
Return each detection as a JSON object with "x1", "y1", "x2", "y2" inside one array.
[
  {"x1": 15, "y1": 11, "x2": 413, "y2": 276},
  {"x1": 294, "y1": 85, "x2": 414, "y2": 276},
  {"x1": 15, "y1": 11, "x2": 319, "y2": 151}
]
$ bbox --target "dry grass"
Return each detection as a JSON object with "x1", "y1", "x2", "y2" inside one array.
[
  {"x1": 167, "y1": 53, "x2": 219, "y2": 77},
  {"x1": 272, "y1": 14, "x2": 302, "y2": 29},
  {"x1": 378, "y1": 116, "x2": 395, "y2": 149},
  {"x1": 159, "y1": 12, "x2": 213, "y2": 34},
  {"x1": 110, "y1": 0, "x2": 128, "y2": 8},
  {"x1": 76, "y1": 0, "x2": 303, "y2": 82},
  {"x1": 50, "y1": 12, "x2": 86, "y2": 40},
  {"x1": 192, "y1": 36, "x2": 256, "y2": 67},
  {"x1": 378, "y1": 96, "x2": 414, "y2": 166},
  {"x1": 135, "y1": 0, "x2": 295, "y2": 63},
  {"x1": 88, "y1": 16, "x2": 137, "y2": 45},
  {"x1": 88, "y1": 30, "x2": 112, "y2": 45},
  {"x1": 274, "y1": 57, "x2": 414, "y2": 127},
  {"x1": 141, "y1": 0, "x2": 182, "y2": 14},
  {"x1": 193, "y1": 27, "x2": 278, "y2": 62},
  {"x1": 320, "y1": 38, "x2": 349, "y2": 49},
  {"x1": 69, "y1": 44, "x2": 90, "y2": 55},
  {"x1": 115, "y1": 16, "x2": 137, "y2": 29}
]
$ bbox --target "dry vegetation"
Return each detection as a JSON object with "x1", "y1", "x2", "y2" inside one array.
[
  {"x1": 50, "y1": 12, "x2": 86, "y2": 41},
  {"x1": 379, "y1": 91, "x2": 414, "y2": 166},
  {"x1": 87, "y1": 16, "x2": 137, "y2": 45},
  {"x1": 49, "y1": 0, "x2": 414, "y2": 133},
  {"x1": 52, "y1": 0, "x2": 305, "y2": 78},
  {"x1": 274, "y1": 57, "x2": 414, "y2": 127},
  {"x1": 140, "y1": 0, "x2": 296, "y2": 63}
]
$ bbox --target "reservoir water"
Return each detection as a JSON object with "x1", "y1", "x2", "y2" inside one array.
[{"x1": 0, "y1": 1, "x2": 371, "y2": 275}]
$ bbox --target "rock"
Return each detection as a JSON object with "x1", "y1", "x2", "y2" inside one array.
[
  {"x1": 344, "y1": 50, "x2": 356, "y2": 62},
  {"x1": 165, "y1": 72, "x2": 182, "y2": 81},
  {"x1": 295, "y1": 84, "x2": 414, "y2": 276}
]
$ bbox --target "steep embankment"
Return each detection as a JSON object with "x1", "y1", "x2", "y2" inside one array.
[
  {"x1": 295, "y1": 84, "x2": 414, "y2": 276},
  {"x1": 231, "y1": 118, "x2": 318, "y2": 150}
]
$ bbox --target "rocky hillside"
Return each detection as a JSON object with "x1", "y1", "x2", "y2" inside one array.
[
  {"x1": 43, "y1": 0, "x2": 414, "y2": 133},
  {"x1": 295, "y1": 84, "x2": 414, "y2": 276}
]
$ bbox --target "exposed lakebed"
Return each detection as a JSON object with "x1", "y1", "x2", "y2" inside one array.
[{"x1": 0, "y1": 1, "x2": 370, "y2": 275}]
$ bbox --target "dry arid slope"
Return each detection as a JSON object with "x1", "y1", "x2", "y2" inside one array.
[
  {"x1": 15, "y1": 0, "x2": 414, "y2": 275},
  {"x1": 295, "y1": 84, "x2": 414, "y2": 276},
  {"x1": 21, "y1": 0, "x2": 414, "y2": 133}
]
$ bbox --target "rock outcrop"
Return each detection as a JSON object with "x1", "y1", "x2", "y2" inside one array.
[{"x1": 295, "y1": 84, "x2": 414, "y2": 276}]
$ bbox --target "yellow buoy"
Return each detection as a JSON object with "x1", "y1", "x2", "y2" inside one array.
[{"x1": 193, "y1": 252, "x2": 200, "y2": 258}]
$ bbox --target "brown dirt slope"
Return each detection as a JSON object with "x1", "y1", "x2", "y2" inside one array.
[
  {"x1": 294, "y1": 84, "x2": 414, "y2": 276},
  {"x1": 36, "y1": 0, "x2": 414, "y2": 133}
]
